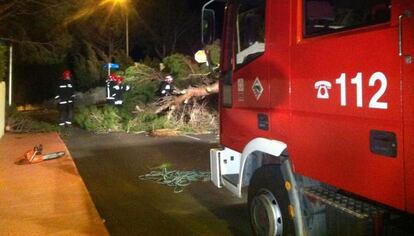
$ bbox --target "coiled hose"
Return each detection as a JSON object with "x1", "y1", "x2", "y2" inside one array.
[{"x1": 139, "y1": 167, "x2": 211, "y2": 193}]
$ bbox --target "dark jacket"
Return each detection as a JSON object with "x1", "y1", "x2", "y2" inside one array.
[
  {"x1": 55, "y1": 79, "x2": 75, "y2": 105},
  {"x1": 106, "y1": 80, "x2": 130, "y2": 105},
  {"x1": 157, "y1": 81, "x2": 174, "y2": 97}
]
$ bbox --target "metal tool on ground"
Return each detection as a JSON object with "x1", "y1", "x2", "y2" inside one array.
[
  {"x1": 139, "y1": 166, "x2": 211, "y2": 193},
  {"x1": 24, "y1": 144, "x2": 65, "y2": 164}
]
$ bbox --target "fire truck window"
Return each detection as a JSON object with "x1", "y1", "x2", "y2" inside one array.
[
  {"x1": 236, "y1": 0, "x2": 265, "y2": 66},
  {"x1": 304, "y1": 0, "x2": 391, "y2": 37}
]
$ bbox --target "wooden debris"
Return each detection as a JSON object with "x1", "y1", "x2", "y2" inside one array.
[{"x1": 150, "y1": 128, "x2": 180, "y2": 137}]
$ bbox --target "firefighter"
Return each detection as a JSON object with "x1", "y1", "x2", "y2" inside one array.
[
  {"x1": 106, "y1": 74, "x2": 117, "y2": 103},
  {"x1": 106, "y1": 73, "x2": 130, "y2": 106},
  {"x1": 55, "y1": 70, "x2": 75, "y2": 126},
  {"x1": 157, "y1": 75, "x2": 175, "y2": 97}
]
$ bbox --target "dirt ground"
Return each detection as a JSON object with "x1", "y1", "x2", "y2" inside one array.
[{"x1": 63, "y1": 128, "x2": 251, "y2": 236}]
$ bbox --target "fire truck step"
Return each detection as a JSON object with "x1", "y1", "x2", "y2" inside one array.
[
  {"x1": 304, "y1": 187, "x2": 387, "y2": 219},
  {"x1": 222, "y1": 174, "x2": 239, "y2": 186}
]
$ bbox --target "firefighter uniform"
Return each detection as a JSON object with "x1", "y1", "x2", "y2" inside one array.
[
  {"x1": 157, "y1": 75, "x2": 174, "y2": 97},
  {"x1": 106, "y1": 75, "x2": 130, "y2": 106},
  {"x1": 55, "y1": 71, "x2": 75, "y2": 126}
]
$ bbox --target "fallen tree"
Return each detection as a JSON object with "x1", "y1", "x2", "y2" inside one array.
[
  {"x1": 172, "y1": 81, "x2": 219, "y2": 107},
  {"x1": 74, "y1": 45, "x2": 221, "y2": 134}
]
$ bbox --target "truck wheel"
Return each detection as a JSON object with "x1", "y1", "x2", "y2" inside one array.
[{"x1": 248, "y1": 165, "x2": 295, "y2": 236}]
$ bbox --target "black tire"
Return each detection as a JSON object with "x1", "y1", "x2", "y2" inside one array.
[{"x1": 248, "y1": 165, "x2": 295, "y2": 236}]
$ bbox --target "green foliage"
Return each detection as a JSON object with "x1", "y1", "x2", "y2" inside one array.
[
  {"x1": 162, "y1": 54, "x2": 208, "y2": 88},
  {"x1": 125, "y1": 111, "x2": 170, "y2": 133},
  {"x1": 74, "y1": 59, "x2": 220, "y2": 134},
  {"x1": 122, "y1": 82, "x2": 157, "y2": 112},
  {"x1": 0, "y1": 44, "x2": 7, "y2": 81},
  {"x1": 116, "y1": 64, "x2": 161, "y2": 111},
  {"x1": 21, "y1": 42, "x2": 68, "y2": 65},
  {"x1": 162, "y1": 54, "x2": 196, "y2": 80},
  {"x1": 75, "y1": 105, "x2": 170, "y2": 133},
  {"x1": 204, "y1": 40, "x2": 221, "y2": 66},
  {"x1": 74, "y1": 105, "x2": 123, "y2": 133},
  {"x1": 1, "y1": 1, "x2": 73, "y2": 65},
  {"x1": 29, "y1": 120, "x2": 61, "y2": 133},
  {"x1": 121, "y1": 63, "x2": 157, "y2": 82},
  {"x1": 73, "y1": 42, "x2": 102, "y2": 91},
  {"x1": 142, "y1": 56, "x2": 161, "y2": 69}
]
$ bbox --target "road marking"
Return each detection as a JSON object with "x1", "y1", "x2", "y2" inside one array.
[
  {"x1": 181, "y1": 134, "x2": 201, "y2": 141},
  {"x1": 133, "y1": 131, "x2": 146, "y2": 134}
]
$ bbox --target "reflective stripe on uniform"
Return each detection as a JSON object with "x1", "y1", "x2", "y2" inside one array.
[
  {"x1": 59, "y1": 85, "x2": 67, "y2": 88},
  {"x1": 55, "y1": 96, "x2": 60, "y2": 99},
  {"x1": 68, "y1": 100, "x2": 73, "y2": 103},
  {"x1": 115, "y1": 100, "x2": 123, "y2": 105},
  {"x1": 59, "y1": 101, "x2": 67, "y2": 104},
  {"x1": 67, "y1": 84, "x2": 73, "y2": 88},
  {"x1": 59, "y1": 123, "x2": 65, "y2": 126},
  {"x1": 65, "y1": 121, "x2": 72, "y2": 125}
]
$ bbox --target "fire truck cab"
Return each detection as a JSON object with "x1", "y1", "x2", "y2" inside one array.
[{"x1": 203, "y1": 0, "x2": 414, "y2": 235}]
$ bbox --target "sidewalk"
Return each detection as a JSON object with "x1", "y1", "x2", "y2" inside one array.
[{"x1": 0, "y1": 132, "x2": 109, "y2": 236}]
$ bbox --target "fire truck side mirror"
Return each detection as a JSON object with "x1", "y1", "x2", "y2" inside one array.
[{"x1": 201, "y1": 8, "x2": 216, "y2": 45}]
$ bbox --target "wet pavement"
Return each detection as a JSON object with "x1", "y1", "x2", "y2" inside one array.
[{"x1": 63, "y1": 128, "x2": 251, "y2": 236}]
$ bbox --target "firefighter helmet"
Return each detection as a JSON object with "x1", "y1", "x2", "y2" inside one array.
[
  {"x1": 63, "y1": 70, "x2": 71, "y2": 79},
  {"x1": 115, "y1": 76, "x2": 123, "y2": 85},
  {"x1": 109, "y1": 73, "x2": 117, "y2": 81},
  {"x1": 109, "y1": 73, "x2": 123, "y2": 85}
]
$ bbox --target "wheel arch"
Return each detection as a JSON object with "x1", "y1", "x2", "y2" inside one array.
[
  {"x1": 237, "y1": 137, "x2": 305, "y2": 236},
  {"x1": 238, "y1": 137, "x2": 288, "y2": 191}
]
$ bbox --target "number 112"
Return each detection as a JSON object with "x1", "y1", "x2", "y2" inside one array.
[{"x1": 335, "y1": 72, "x2": 388, "y2": 110}]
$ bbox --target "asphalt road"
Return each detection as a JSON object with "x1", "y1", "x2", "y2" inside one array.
[{"x1": 63, "y1": 128, "x2": 251, "y2": 236}]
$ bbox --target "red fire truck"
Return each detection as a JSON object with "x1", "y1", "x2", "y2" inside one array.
[{"x1": 201, "y1": 0, "x2": 414, "y2": 235}]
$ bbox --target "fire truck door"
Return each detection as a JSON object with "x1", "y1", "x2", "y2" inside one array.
[
  {"x1": 231, "y1": 0, "x2": 269, "y2": 109},
  {"x1": 291, "y1": 1, "x2": 405, "y2": 210},
  {"x1": 220, "y1": 0, "x2": 271, "y2": 150},
  {"x1": 400, "y1": 0, "x2": 414, "y2": 213}
]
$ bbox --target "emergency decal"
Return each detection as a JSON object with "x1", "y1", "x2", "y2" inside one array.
[
  {"x1": 313, "y1": 72, "x2": 389, "y2": 110},
  {"x1": 237, "y1": 78, "x2": 245, "y2": 102},
  {"x1": 238, "y1": 78, "x2": 245, "y2": 92},
  {"x1": 252, "y1": 77, "x2": 264, "y2": 100},
  {"x1": 314, "y1": 81, "x2": 332, "y2": 99}
]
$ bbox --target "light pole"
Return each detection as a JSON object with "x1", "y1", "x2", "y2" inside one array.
[
  {"x1": 125, "y1": 10, "x2": 129, "y2": 57},
  {"x1": 8, "y1": 45, "x2": 12, "y2": 106},
  {"x1": 108, "y1": 0, "x2": 129, "y2": 56}
]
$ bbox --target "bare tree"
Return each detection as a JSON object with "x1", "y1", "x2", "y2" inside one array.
[{"x1": 135, "y1": 0, "x2": 200, "y2": 58}]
